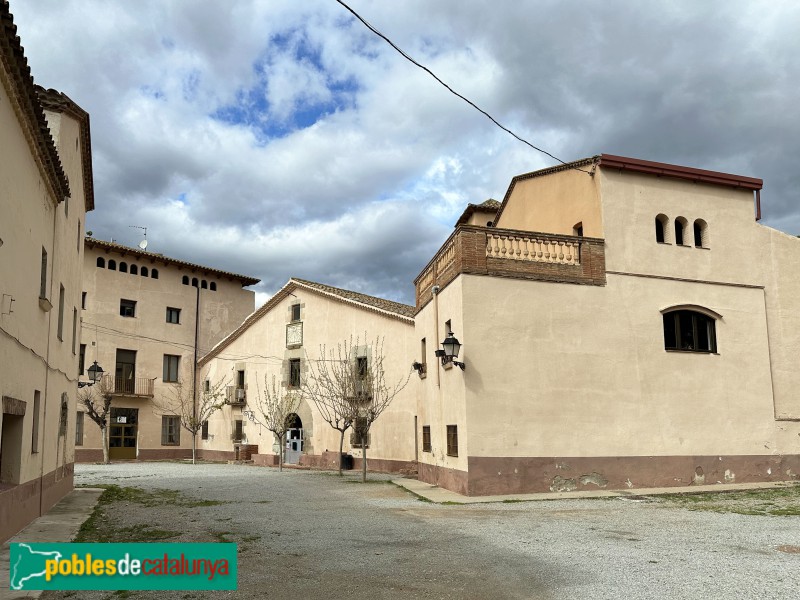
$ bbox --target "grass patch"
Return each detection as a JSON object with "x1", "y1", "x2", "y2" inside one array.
[
  {"x1": 211, "y1": 531, "x2": 233, "y2": 543},
  {"x1": 662, "y1": 484, "x2": 800, "y2": 516}
]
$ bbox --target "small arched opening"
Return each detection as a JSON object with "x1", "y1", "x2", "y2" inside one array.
[
  {"x1": 130, "y1": 264, "x2": 138, "y2": 275},
  {"x1": 96, "y1": 257, "x2": 105, "y2": 268},
  {"x1": 108, "y1": 259, "x2": 116, "y2": 271},
  {"x1": 674, "y1": 217, "x2": 688, "y2": 246},
  {"x1": 655, "y1": 214, "x2": 669, "y2": 243},
  {"x1": 693, "y1": 219, "x2": 708, "y2": 248},
  {"x1": 141, "y1": 266, "x2": 148, "y2": 277},
  {"x1": 119, "y1": 262, "x2": 128, "y2": 273},
  {"x1": 151, "y1": 269, "x2": 159, "y2": 279}
]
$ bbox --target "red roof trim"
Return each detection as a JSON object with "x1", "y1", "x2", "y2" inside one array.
[{"x1": 599, "y1": 154, "x2": 762, "y2": 191}]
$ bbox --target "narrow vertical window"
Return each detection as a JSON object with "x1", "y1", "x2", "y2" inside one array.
[
  {"x1": 151, "y1": 269, "x2": 159, "y2": 279},
  {"x1": 210, "y1": 282, "x2": 217, "y2": 291},
  {"x1": 81, "y1": 291, "x2": 87, "y2": 309},
  {"x1": 161, "y1": 416, "x2": 180, "y2": 445},
  {"x1": 119, "y1": 262, "x2": 128, "y2": 273},
  {"x1": 79, "y1": 344, "x2": 86, "y2": 375},
  {"x1": 291, "y1": 303, "x2": 301, "y2": 322},
  {"x1": 694, "y1": 219, "x2": 708, "y2": 248},
  {"x1": 40, "y1": 248, "x2": 48, "y2": 298},
  {"x1": 96, "y1": 257, "x2": 105, "y2": 268},
  {"x1": 289, "y1": 359, "x2": 301, "y2": 388},
  {"x1": 32, "y1": 391, "x2": 41, "y2": 453},
  {"x1": 446, "y1": 425, "x2": 458, "y2": 457},
  {"x1": 655, "y1": 214, "x2": 668, "y2": 243},
  {"x1": 75, "y1": 412, "x2": 84, "y2": 446},
  {"x1": 130, "y1": 264, "x2": 138, "y2": 275},
  {"x1": 57, "y1": 285, "x2": 65, "y2": 340},
  {"x1": 72, "y1": 307, "x2": 78, "y2": 354},
  {"x1": 675, "y1": 217, "x2": 687, "y2": 246},
  {"x1": 163, "y1": 355, "x2": 180, "y2": 382},
  {"x1": 201, "y1": 420, "x2": 209, "y2": 440},
  {"x1": 422, "y1": 426, "x2": 431, "y2": 453}
]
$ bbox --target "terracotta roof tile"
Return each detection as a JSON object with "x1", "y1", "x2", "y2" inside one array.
[
  {"x1": 455, "y1": 198, "x2": 501, "y2": 226},
  {"x1": 291, "y1": 278, "x2": 415, "y2": 318}
]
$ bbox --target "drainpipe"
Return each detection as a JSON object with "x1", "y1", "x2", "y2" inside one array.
[{"x1": 192, "y1": 284, "x2": 200, "y2": 434}]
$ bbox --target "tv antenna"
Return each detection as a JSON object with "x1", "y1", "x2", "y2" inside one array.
[{"x1": 129, "y1": 225, "x2": 148, "y2": 251}]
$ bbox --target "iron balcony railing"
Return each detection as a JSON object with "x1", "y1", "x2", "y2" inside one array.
[{"x1": 102, "y1": 375, "x2": 155, "y2": 397}]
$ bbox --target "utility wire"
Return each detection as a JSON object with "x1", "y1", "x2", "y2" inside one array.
[{"x1": 334, "y1": 0, "x2": 592, "y2": 175}]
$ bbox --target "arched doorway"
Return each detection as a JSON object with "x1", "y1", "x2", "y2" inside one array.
[{"x1": 284, "y1": 413, "x2": 304, "y2": 464}]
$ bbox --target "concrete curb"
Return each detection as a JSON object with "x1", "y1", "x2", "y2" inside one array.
[
  {"x1": 2, "y1": 487, "x2": 104, "y2": 599},
  {"x1": 391, "y1": 478, "x2": 799, "y2": 504}
]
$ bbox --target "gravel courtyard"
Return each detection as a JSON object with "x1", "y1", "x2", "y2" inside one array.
[{"x1": 43, "y1": 462, "x2": 800, "y2": 600}]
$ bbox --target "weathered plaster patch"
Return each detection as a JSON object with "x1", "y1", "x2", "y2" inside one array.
[
  {"x1": 579, "y1": 472, "x2": 608, "y2": 488},
  {"x1": 692, "y1": 466, "x2": 705, "y2": 485},
  {"x1": 550, "y1": 476, "x2": 577, "y2": 492},
  {"x1": 724, "y1": 469, "x2": 735, "y2": 482}
]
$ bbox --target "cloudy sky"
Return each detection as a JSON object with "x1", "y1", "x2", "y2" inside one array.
[{"x1": 12, "y1": 1, "x2": 800, "y2": 305}]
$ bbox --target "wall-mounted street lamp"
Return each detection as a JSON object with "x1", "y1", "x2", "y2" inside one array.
[
  {"x1": 78, "y1": 361, "x2": 104, "y2": 388},
  {"x1": 435, "y1": 332, "x2": 465, "y2": 371}
]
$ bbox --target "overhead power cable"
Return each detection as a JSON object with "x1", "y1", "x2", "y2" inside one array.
[{"x1": 334, "y1": 0, "x2": 592, "y2": 175}]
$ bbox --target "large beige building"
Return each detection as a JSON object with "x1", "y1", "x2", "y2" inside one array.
[
  {"x1": 198, "y1": 278, "x2": 417, "y2": 470},
  {"x1": 76, "y1": 239, "x2": 257, "y2": 461},
  {"x1": 415, "y1": 154, "x2": 800, "y2": 495},
  {"x1": 0, "y1": 2, "x2": 94, "y2": 540}
]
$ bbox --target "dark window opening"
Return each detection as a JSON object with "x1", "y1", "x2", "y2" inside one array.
[
  {"x1": 182, "y1": 275, "x2": 189, "y2": 285},
  {"x1": 236, "y1": 369, "x2": 245, "y2": 388},
  {"x1": 233, "y1": 420, "x2": 244, "y2": 442},
  {"x1": 108, "y1": 259, "x2": 116, "y2": 271},
  {"x1": 291, "y1": 303, "x2": 301, "y2": 322},
  {"x1": 201, "y1": 420, "x2": 209, "y2": 440},
  {"x1": 163, "y1": 354, "x2": 180, "y2": 382},
  {"x1": 151, "y1": 268, "x2": 159, "y2": 279},
  {"x1": 289, "y1": 359, "x2": 301, "y2": 388},
  {"x1": 201, "y1": 280, "x2": 208, "y2": 289},
  {"x1": 166, "y1": 307, "x2": 181, "y2": 324},
  {"x1": 573, "y1": 222, "x2": 583, "y2": 237},
  {"x1": 422, "y1": 426, "x2": 431, "y2": 453},
  {"x1": 192, "y1": 277, "x2": 198, "y2": 287},
  {"x1": 120, "y1": 299, "x2": 136, "y2": 317},
  {"x1": 130, "y1": 264, "x2": 138, "y2": 275},
  {"x1": 96, "y1": 256, "x2": 105, "y2": 268},
  {"x1": 161, "y1": 415, "x2": 180, "y2": 445},
  {"x1": 79, "y1": 344, "x2": 86, "y2": 376},
  {"x1": 446, "y1": 425, "x2": 458, "y2": 457},
  {"x1": 40, "y1": 248, "x2": 48, "y2": 298},
  {"x1": 675, "y1": 218, "x2": 686, "y2": 246},
  {"x1": 663, "y1": 310, "x2": 717, "y2": 353},
  {"x1": 119, "y1": 262, "x2": 128, "y2": 273},
  {"x1": 140, "y1": 266, "x2": 148, "y2": 277},
  {"x1": 694, "y1": 219, "x2": 708, "y2": 248},
  {"x1": 81, "y1": 291, "x2": 87, "y2": 309},
  {"x1": 210, "y1": 282, "x2": 217, "y2": 291},
  {"x1": 655, "y1": 216, "x2": 666, "y2": 243}
]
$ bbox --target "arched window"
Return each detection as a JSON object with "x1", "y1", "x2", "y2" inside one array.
[
  {"x1": 573, "y1": 222, "x2": 583, "y2": 237},
  {"x1": 201, "y1": 280, "x2": 208, "y2": 289},
  {"x1": 130, "y1": 264, "x2": 138, "y2": 275},
  {"x1": 210, "y1": 282, "x2": 217, "y2": 291},
  {"x1": 655, "y1": 214, "x2": 669, "y2": 243},
  {"x1": 693, "y1": 219, "x2": 708, "y2": 248},
  {"x1": 108, "y1": 259, "x2": 116, "y2": 271},
  {"x1": 151, "y1": 268, "x2": 159, "y2": 279},
  {"x1": 192, "y1": 277, "x2": 198, "y2": 288},
  {"x1": 141, "y1": 266, "x2": 148, "y2": 277},
  {"x1": 119, "y1": 261, "x2": 128, "y2": 273},
  {"x1": 674, "y1": 217, "x2": 688, "y2": 246},
  {"x1": 96, "y1": 257, "x2": 105, "y2": 268},
  {"x1": 182, "y1": 275, "x2": 189, "y2": 285},
  {"x1": 662, "y1": 307, "x2": 718, "y2": 353}
]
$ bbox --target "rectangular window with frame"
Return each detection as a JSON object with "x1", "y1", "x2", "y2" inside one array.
[
  {"x1": 79, "y1": 344, "x2": 86, "y2": 376},
  {"x1": 75, "y1": 412, "x2": 84, "y2": 446},
  {"x1": 422, "y1": 426, "x2": 431, "y2": 453},
  {"x1": 57, "y1": 285, "x2": 65, "y2": 340},
  {"x1": 233, "y1": 419, "x2": 244, "y2": 442},
  {"x1": 166, "y1": 307, "x2": 181, "y2": 324},
  {"x1": 289, "y1": 359, "x2": 301, "y2": 388},
  {"x1": 203, "y1": 379, "x2": 210, "y2": 393},
  {"x1": 351, "y1": 417, "x2": 369, "y2": 449},
  {"x1": 32, "y1": 391, "x2": 41, "y2": 453},
  {"x1": 163, "y1": 354, "x2": 180, "y2": 382},
  {"x1": 81, "y1": 291, "x2": 87, "y2": 309},
  {"x1": 446, "y1": 425, "x2": 458, "y2": 457},
  {"x1": 201, "y1": 420, "x2": 209, "y2": 440},
  {"x1": 161, "y1": 415, "x2": 180, "y2": 445},
  {"x1": 71, "y1": 307, "x2": 78, "y2": 354},
  {"x1": 291, "y1": 303, "x2": 301, "y2": 322},
  {"x1": 120, "y1": 299, "x2": 136, "y2": 317},
  {"x1": 40, "y1": 248, "x2": 48, "y2": 299}
]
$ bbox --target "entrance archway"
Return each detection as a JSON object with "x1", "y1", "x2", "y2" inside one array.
[{"x1": 284, "y1": 413, "x2": 303, "y2": 464}]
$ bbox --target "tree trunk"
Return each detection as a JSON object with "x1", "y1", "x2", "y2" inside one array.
[
  {"x1": 362, "y1": 441, "x2": 367, "y2": 483},
  {"x1": 102, "y1": 425, "x2": 110, "y2": 464},
  {"x1": 192, "y1": 432, "x2": 197, "y2": 465},
  {"x1": 338, "y1": 429, "x2": 345, "y2": 476},
  {"x1": 278, "y1": 432, "x2": 284, "y2": 472}
]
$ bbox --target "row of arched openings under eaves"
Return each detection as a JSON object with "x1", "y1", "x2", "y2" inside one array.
[
  {"x1": 655, "y1": 215, "x2": 708, "y2": 248},
  {"x1": 96, "y1": 256, "x2": 158, "y2": 279},
  {"x1": 181, "y1": 275, "x2": 217, "y2": 291}
]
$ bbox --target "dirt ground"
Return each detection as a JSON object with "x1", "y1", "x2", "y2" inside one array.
[{"x1": 41, "y1": 462, "x2": 800, "y2": 600}]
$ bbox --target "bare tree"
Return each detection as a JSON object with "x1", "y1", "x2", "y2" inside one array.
[
  {"x1": 251, "y1": 374, "x2": 301, "y2": 471},
  {"x1": 78, "y1": 378, "x2": 113, "y2": 464},
  {"x1": 303, "y1": 335, "x2": 410, "y2": 481},
  {"x1": 153, "y1": 378, "x2": 227, "y2": 464}
]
